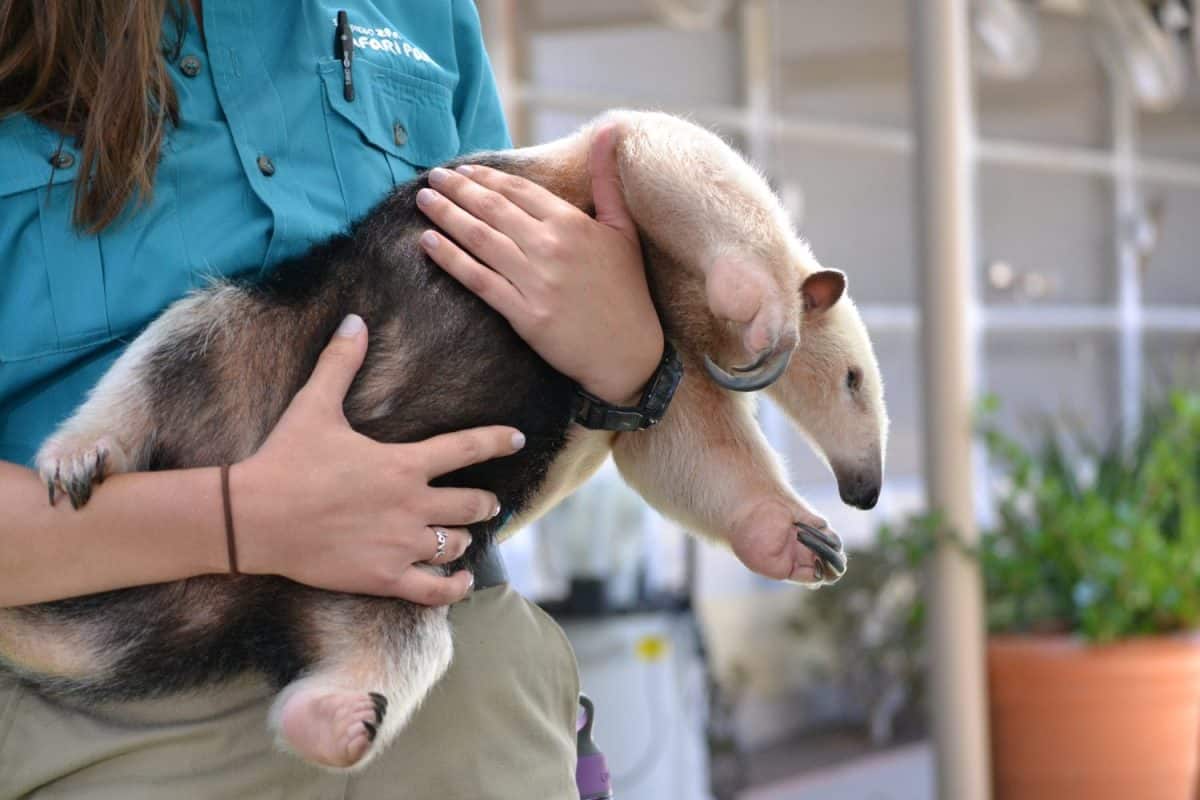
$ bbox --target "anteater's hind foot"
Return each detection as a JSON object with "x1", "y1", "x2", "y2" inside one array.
[
  {"x1": 268, "y1": 597, "x2": 454, "y2": 771},
  {"x1": 272, "y1": 680, "x2": 390, "y2": 769}
]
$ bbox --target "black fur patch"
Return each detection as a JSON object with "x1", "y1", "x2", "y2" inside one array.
[{"x1": 15, "y1": 157, "x2": 578, "y2": 701}]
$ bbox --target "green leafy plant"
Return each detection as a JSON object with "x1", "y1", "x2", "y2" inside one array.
[
  {"x1": 865, "y1": 390, "x2": 1200, "y2": 642},
  {"x1": 979, "y1": 389, "x2": 1200, "y2": 642}
]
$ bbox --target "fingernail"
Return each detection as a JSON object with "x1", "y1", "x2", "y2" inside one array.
[
  {"x1": 512, "y1": 431, "x2": 526, "y2": 449},
  {"x1": 420, "y1": 230, "x2": 439, "y2": 250},
  {"x1": 491, "y1": 501, "x2": 502, "y2": 519},
  {"x1": 417, "y1": 187, "x2": 438, "y2": 206},
  {"x1": 336, "y1": 314, "x2": 364, "y2": 337},
  {"x1": 455, "y1": 164, "x2": 475, "y2": 176},
  {"x1": 467, "y1": 573, "x2": 476, "y2": 592},
  {"x1": 428, "y1": 167, "x2": 449, "y2": 187}
]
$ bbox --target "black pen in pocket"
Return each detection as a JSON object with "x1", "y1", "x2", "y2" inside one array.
[{"x1": 336, "y1": 10, "x2": 355, "y2": 102}]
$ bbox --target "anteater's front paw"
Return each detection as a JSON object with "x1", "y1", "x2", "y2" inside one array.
[
  {"x1": 702, "y1": 253, "x2": 797, "y2": 392},
  {"x1": 36, "y1": 436, "x2": 126, "y2": 509},
  {"x1": 795, "y1": 522, "x2": 846, "y2": 583},
  {"x1": 728, "y1": 498, "x2": 847, "y2": 587}
]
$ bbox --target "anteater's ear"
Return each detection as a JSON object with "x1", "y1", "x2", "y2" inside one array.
[{"x1": 801, "y1": 269, "x2": 847, "y2": 314}]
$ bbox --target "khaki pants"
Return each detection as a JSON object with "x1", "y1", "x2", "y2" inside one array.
[{"x1": 0, "y1": 584, "x2": 581, "y2": 800}]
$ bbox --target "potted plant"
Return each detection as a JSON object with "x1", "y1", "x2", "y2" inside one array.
[
  {"x1": 789, "y1": 390, "x2": 1200, "y2": 797},
  {"x1": 976, "y1": 390, "x2": 1200, "y2": 799}
]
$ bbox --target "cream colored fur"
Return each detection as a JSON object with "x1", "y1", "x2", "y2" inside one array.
[{"x1": 500, "y1": 110, "x2": 888, "y2": 584}]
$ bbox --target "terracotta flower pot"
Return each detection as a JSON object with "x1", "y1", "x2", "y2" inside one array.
[{"x1": 988, "y1": 634, "x2": 1200, "y2": 800}]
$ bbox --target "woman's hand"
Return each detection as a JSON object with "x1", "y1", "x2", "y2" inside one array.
[
  {"x1": 416, "y1": 124, "x2": 664, "y2": 407},
  {"x1": 232, "y1": 314, "x2": 525, "y2": 604}
]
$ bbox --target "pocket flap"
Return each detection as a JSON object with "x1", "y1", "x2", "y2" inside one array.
[
  {"x1": 319, "y1": 58, "x2": 460, "y2": 169},
  {"x1": 0, "y1": 116, "x2": 81, "y2": 197}
]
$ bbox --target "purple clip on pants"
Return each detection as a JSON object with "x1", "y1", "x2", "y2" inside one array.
[{"x1": 576, "y1": 694, "x2": 614, "y2": 800}]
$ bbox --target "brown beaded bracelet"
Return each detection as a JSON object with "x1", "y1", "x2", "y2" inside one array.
[{"x1": 220, "y1": 464, "x2": 240, "y2": 575}]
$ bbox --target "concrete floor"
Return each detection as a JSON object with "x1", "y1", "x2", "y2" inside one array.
[{"x1": 740, "y1": 742, "x2": 934, "y2": 800}]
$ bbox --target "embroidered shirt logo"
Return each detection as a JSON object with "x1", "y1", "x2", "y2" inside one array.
[{"x1": 334, "y1": 20, "x2": 437, "y2": 67}]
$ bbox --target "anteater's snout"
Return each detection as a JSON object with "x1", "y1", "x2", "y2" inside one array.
[{"x1": 837, "y1": 472, "x2": 881, "y2": 510}]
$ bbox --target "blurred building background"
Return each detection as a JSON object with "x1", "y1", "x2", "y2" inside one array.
[{"x1": 483, "y1": 2, "x2": 1200, "y2": 798}]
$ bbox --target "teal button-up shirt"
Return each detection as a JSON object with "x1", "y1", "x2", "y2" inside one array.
[{"x1": 0, "y1": 0, "x2": 509, "y2": 466}]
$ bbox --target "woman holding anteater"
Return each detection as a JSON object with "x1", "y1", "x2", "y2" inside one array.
[{"x1": 0, "y1": 1, "x2": 662, "y2": 796}]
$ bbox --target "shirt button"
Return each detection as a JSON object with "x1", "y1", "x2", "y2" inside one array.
[
  {"x1": 256, "y1": 155, "x2": 276, "y2": 177},
  {"x1": 180, "y1": 55, "x2": 202, "y2": 78},
  {"x1": 393, "y1": 123, "x2": 408, "y2": 147},
  {"x1": 49, "y1": 151, "x2": 75, "y2": 169}
]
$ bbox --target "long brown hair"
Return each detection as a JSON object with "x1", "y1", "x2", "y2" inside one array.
[{"x1": 0, "y1": 1, "x2": 183, "y2": 232}]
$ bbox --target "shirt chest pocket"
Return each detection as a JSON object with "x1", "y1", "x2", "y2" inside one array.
[
  {"x1": 319, "y1": 57, "x2": 461, "y2": 223},
  {"x1": 0, "y1": 131, "x2": 112, "y2": 363}
]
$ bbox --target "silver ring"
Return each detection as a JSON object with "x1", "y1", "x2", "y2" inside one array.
[{"x1": 433, "y1": 528, "x2": 448, "y2": 559}]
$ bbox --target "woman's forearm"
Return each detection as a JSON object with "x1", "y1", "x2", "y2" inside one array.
[
  {"x1": 1, "y1": 319, "x2": 525, "y2": 610},
  {"x1": 0, "y1": 461, "x2": 228, "y2": 607}
]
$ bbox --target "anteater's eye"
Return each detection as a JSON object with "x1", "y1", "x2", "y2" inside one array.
[{"x1": 846, "y1": 368, "x2": 862, "y2": 391}]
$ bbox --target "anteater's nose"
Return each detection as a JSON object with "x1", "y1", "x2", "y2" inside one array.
[{"x1": 839, "y1": 480, "x2": 880, "y2": 510}]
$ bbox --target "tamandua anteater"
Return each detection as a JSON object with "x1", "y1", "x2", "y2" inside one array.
[{"x1": 2, "y1": 110, "x2": 888, "y2": 771}]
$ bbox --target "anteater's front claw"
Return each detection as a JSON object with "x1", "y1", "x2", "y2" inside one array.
[
  {"x1": 369, "y1": 692, "x2": 388, "y2": 724},
  {"x1": 41, "y1": 446, "x2": 109, "y2": 511},
  {"x1": 795, "y1": 522, "x2": 847, "y2": 582},
  {"x1": 66, "y1": 477, "x2": 91, "y2": 510}
]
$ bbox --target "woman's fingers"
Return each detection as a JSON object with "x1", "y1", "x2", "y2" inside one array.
[
  {"x1": 298, "y1": 314, "x2": 368, "y2": 415},
  {"x1": 422, "y1": 487, "x2": 502, "y2": 527},
  {"x1": 416, "y1": 185, "x2": 525, "y2": 277},
  {"x1": 419, "y1": 230, "x2": 524, "y2": 319},
  {"x1": 423, "y1": 526, "x2": 473, "y2": 565},
  {"x1": 414, "y1": 425, "x2": 526, "y2": 478},
  {"x1": 427, "y1": 167, "x2": 540, "y2": 240},
  {"x1": 450, "y1": 164, "x2": 567, "y2": 221},
  {"x1": 587, "y1": 123, "x2": 638, "y2": 241},
  {"x1": 393, "y1": 567, "x2": 475, "y2": 606}
]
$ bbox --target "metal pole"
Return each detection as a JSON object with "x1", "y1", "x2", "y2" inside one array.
[
  {"x1": 739, "y1": 0, "x2": 772, "y2": 169},
  {"x1": 739, "y1": 0, "x2": 793, "y2": 447},
  {"x1": 1111, "y1": 78, "x2": 1142, "y2": 446},
  {"x1": 909, "y1": 2, "x2": 992, "y2": 799}
]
